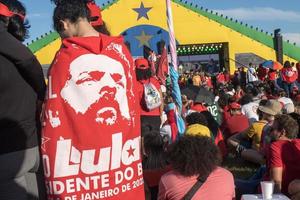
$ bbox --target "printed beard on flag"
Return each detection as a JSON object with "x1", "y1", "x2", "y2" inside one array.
[{"x1": 41, "y1": 35, "x2": 145, "y2": 200}]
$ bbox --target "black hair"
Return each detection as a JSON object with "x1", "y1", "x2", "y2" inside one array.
[
  {"x1": 250, "y1": 87, "x2": 259, "y2": 97},
  {"x1": 279, "y1": 89, "x2": 286, "y2": 97},
  {"x1": 93, "y1": 21, "x2": 110, "y2": 35},
  {"x1": 52, "y1": 0, "x2": 110, "y2": 35},
  {"x1": 0, "y1": 0, "x2": 29, "y2": 41},
  {"x1": 136, "y1": 68, "x2": 152, "y2": 81},
  {"x1": 284, "y1": 61, "x2": 291, "y2": 68},
  {"x1": 274, "y1": 114, "x2": 299, "y2": 139},
  {"x1": 185, "y1": 112, "x2": 208, "y2": 126},
  {"x1": 240, "y1": 94, "x2": 252, "y2": 106},
  {"x1": 201, "y1": 111, "x2": 220, "y2": 139},
  {"x1": 218, "y1": 92, "x2": 229, "y2": 108},
  {"x1": 289, "y1": 113, "x2": 300, "y2": 139},
  {"x1": 168, "y1": 135, "x2": 221, "y2": 177},
  {"x1": 142, "y1": 132, "x2": 168, "y2": 170},
  {"x1": 51, "y1": 0, "x2": 90, "y2": 33}
]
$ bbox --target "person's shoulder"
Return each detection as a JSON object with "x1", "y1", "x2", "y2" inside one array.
[
  {"x1": 270, "y1": 140, "x2": 287, "y2": 151},
  {"x1": 52, "y1": 46, "x2": 71, "y2": 63},
  {"x1": 161, "y1": 170, "x2": 181, "y2": 180},
  {"x1": 213, "y1": 167, "x2": 234, "y2": 179},
  {"x1": 100, "y1": 34, "x2": 125, "y2": 47},
  {"x1": 151, "y1": 77, "x2": 161, "y2": 87}
]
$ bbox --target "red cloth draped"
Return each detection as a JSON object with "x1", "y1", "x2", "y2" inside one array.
[
  {"x1": 41, "y1": 34, "x2": 145, "y2": 199},
  {"x1": 157, "y1": 46, "x2": 169, "y2": 85}
]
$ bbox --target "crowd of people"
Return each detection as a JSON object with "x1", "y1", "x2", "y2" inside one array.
[{"x1": 1, "y1": 0, "x2": 300, "y2": 200}]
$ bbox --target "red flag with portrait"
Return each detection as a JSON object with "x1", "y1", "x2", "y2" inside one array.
[{"x1": 41, "y1": 34, "x2": 145, "y2": 200}]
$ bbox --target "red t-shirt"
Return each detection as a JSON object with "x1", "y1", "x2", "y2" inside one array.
[
  {"x1": 269, "y1": 139, "x2": 300, "y2": 195},
  {"x1": 137, "y1": 77, "x2": 161, "y2": 116},
  {"x1": 158, "y1": 167, "x2": 235, "y2": 200},
  {"x1": 222, "y1": 114, "x2": 249, "y2": 139}
]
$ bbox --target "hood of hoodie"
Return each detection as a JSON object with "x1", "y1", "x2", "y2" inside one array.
[{"x1": 62, "y1": 33, "x2": 124, "y2": 55}]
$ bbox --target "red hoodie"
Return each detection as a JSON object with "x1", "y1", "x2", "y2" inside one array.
[{"x1": 42, "y1": 34, "x2": 145, "y2": 199}]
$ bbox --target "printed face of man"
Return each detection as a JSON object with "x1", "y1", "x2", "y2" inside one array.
[{"x1": 61, "y1": 54, "x2": 130, "y2": 125}]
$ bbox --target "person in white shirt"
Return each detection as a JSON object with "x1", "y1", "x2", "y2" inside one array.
[
  {"x1": 240, "y1": 94, "x2": 259, "y2": 124},
  {"x1": 247, "y1": 63, "x2": 258, "y2": 84}
]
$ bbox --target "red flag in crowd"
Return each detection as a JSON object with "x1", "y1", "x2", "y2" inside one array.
[{"x1": 157, "y1": 45, "x2": 169, "y2": 85}]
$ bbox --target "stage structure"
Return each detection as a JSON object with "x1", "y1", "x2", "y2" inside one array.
[{"x1": 27, "y1": 0, "x2": 300, "y2": 74}]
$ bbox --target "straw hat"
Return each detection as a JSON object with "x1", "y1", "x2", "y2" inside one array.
[{"x1": 258, "y1": 100, "x2": 282, "y2": 116}]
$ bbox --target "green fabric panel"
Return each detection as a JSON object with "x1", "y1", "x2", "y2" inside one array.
[
  {"x1": 283, "y1": 41, "x2": 300, "y2": 61},
  {"x1": 28, "y1": 32, "x2": 60, "y2": 53}
]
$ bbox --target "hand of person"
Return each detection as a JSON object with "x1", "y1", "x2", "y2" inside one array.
[{"x1": 236, "y1": 144, "x2": 246, "y2": 155}]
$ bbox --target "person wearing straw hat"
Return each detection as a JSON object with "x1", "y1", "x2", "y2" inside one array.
[{"x1": 228, "y1": 100, "x2": 282, "y2": 163}]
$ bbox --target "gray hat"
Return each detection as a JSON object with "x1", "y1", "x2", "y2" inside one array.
[{"x1": 258, "y1": 100, "x2": 282, "y2": 116}]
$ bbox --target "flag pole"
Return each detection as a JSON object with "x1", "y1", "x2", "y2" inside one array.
[{"x1": 166, "y1": 0, "x2": 178, "y2": 71}]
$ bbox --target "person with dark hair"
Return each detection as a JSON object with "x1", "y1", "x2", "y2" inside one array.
[
  {"x1": 201, "y1": 110, "x2": 227, "y2": 157},
  {"x1": 289, "y1": 112, "x2": 300, "y2": 138},
  {"x1": 158, "y1": 136, "x2": 235, "y2": 200},
  {"x1": 247, "y1": 62, "x2": 258, "y2": 85},
  {"x1": 267, "y1": 114, "x2": 300, "y2": 195},
  {"x1": 257, "y1": 64, "x2": 268, "y2": 82},
  {"x1": 0, "y1": 0, "x2": 46, "y2": 199},
  {"x1": 42, "y1": 1, "x2": 145, "y2": 199},
  {"x1": 289, "y1": 179, "x2": 300, "y2": 200},
  {"x1": 135, "y1": 58, "x2": 163, "y2": 137},
  {"x1": 281, "y1": 61, "x2": 297, "y2": 97},
  {"x1": 185, "y1": 112, "x2": 208, "y2": 127},
  {"x1": 143, "y1": 132, "x2": 170, "y2": 200},
  {"x1": 185, "y1": 112, "x2": 211, "y2": 137}
]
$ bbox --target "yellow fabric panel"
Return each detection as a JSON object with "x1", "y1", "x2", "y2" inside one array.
[
  {"x1": 102, "y1": 0, "x2": 167, "y2": 35},
  {"x1": 34, "y1": 38, "x2": 61, "y2": 65},
  {"x1": 33, "y1": 0, "x2": 298, "y2": 72}
]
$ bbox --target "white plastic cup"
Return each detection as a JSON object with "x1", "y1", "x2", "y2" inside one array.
[{"x1": 260, "y1": 181, "x2": 274, "y2": 199}]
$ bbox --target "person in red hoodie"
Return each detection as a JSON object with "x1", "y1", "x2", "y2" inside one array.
[
  {"x1": 281, "y1": 61, "x2": 298, "y2": 97},
  {"x1": 257, "y1": 64, "x2": 268, "y2": 82},
  {"x1": 42, "y1": 1, "x2": 145, "y2": 199},
  {"x1": 268, "y1": 114, "x2": 300, "y2": 196}
]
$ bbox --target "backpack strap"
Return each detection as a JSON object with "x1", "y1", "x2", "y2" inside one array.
[{"x1": 182, "y1": 174, "x2": 209, "y2": 200}]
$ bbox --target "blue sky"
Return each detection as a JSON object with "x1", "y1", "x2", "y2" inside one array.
[{"x1": 21, "y1": 0, "x2": 300, "y2": 46}]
